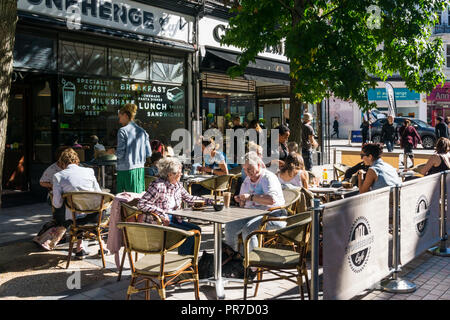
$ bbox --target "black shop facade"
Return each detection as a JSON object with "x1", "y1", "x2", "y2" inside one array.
[{"x1": 3, "y1": 0, "x2": 196, "y2": 204}]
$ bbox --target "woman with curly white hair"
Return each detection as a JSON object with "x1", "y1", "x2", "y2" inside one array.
[{"x1": 137, "y1": 157, "x2": 213, "y2": 255}]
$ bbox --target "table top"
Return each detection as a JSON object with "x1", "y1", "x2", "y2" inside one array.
[
  {"x1": 309, "y1": 186, "x2": 359, "y2": 198},
  {"x1": 183, "y1": 174, "x2": 215, "y2": 183},
  {"x1": 172, "y1": 206, "x2": 268, "y2": 224}
]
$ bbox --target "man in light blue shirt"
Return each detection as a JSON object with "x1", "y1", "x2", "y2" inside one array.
[{"x1": 52, "y1": 148, "x2": 105, "y2": 258}]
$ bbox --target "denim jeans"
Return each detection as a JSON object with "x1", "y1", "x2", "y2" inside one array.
[
  {"x1": 224, "y1": 209, "x2": 287, "y2": 254},
  {"x1": 385, "y1": 140, "x2": 394, "y2": 152},
  {"x1": 302, "y1": 150, "x2": 313, "y2": 171},
  {"x1": 169, "y1": 216, "x2": 201, "y2": 255}
]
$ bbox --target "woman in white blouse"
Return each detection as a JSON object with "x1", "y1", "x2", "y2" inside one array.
[{"x1": 277, "y1": 152, "x2": 309, "y2": 189}]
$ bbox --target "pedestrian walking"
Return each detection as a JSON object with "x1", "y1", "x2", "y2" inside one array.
[
  {"x1": 115, "y1": 103, "x2": 152, "y2": 193},
  {"x1": 301, "y1": 113, "x2": 318, "y2": 171},
  {"x1": 381, "y1": 115, "x2": 398, "y2": 152},
  {"x1": 399, "y1": 119, "x2": 421, "y2": 170},
  {"x1": 435, "y1": 116, "x2": 448, "y2": 139},
  {"x1": 360, "y1": 120, "x2": 370, "y2": 144},
  {"x1": 331, "y1": 117, "x2": 339, "y2": 138}
]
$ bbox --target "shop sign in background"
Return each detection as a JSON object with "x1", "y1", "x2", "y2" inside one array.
[
  {"x1": 367, "y1": 88, "x2": 420, "y2": 101},
  {"x1": 18, "y1": 0, "x2": 194, "y2": 44}
]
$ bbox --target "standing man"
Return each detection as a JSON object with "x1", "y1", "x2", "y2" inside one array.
[
  {"x1": 381, "y1": 115, "x2": 398, "y2": 152},
  {"x1": 435, "y1": 116, "x2": 449, "y2": 139},
  {"x1": 301, "y1": 113, "x2": 318, "y2": 171},
  {"x1": 331, "y1": 116, "x2": 339, "y2": 138}
]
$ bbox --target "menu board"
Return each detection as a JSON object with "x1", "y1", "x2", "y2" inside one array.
[
  {"x1": 60, "y1": 76, "x2": 186, "y2": 145},
  {"x1": 61, "y1": 77, "x2": 185, "y2": 119}
]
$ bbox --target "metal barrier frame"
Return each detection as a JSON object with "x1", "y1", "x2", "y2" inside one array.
[
  {"x1": 310, "y1": 170, "x2": 450, "y2": 299},
  {"x1": 380, "y1": 185, "x2": 416, "y2": 293},
  {"x1": 428, "y1": 170, "x2": 450, "y2": 256}
]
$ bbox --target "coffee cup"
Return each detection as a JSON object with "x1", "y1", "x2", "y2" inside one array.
[{"x1": 223, "y1": 192, "x2": 231, "y2": 208}]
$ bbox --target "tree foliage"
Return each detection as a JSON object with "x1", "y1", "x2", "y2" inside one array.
[{"x1": 221, "y1": 0, "x2": 448, "y2": 112}]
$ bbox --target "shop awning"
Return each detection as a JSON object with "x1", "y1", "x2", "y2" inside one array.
[{"x1": 205, "y1": 48, "x2": 290, "y2": 86}]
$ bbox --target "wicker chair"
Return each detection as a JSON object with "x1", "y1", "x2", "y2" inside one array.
[
  {"x1": 117, "y1": 202, "x2": 163, "y2": 281},
  {"x1": 145, "y1": 175, "x2": 158, "y2": 190},
  {"x1": 243, "y1": 211, "x2": 312, "y2": 300},
  {"x1": 199, "y1": 174, "x2": 234, "y2": 203},
  {"x1": 333, "y1": 164, "x2": 351, "y2": 181},
  {"x1": 63, "y1": 191, "x2": 115, "y2": 269},
  {"x1": 229, "y1": 165, "x2": 242, "y2": 175},
  {"x1": 236, "y1": 189, "x2": 302, "y2": 253},
  {"x1": 117, "y1": 222, "x2": 201, "y2": 300}
]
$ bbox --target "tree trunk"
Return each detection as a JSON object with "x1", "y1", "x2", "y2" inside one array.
[
  {"x1": 0, "y1": 0, "x2": 18, "y2": 207},
  {"x1": 288, "y1": 0, "x2": 303, "y2": 146},
  {"x1": 288, "y1": 75, "x2": 303, "y2": 146}
]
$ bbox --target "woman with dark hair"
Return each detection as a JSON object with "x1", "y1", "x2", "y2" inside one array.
[
  {"x1": 420, "y1": 137, "x2": 450, "y2": 176},
  {"x1": 267, "y1": 124, "x2": 290, "y2": 172},
  {"x1": 358, "y1": 143, "x2": 401, "y2": 194},
  {"x1": 277, "y1": 152, "x2": 309, "y2": 189},
  {"x1": 399, "y1": 119, "x2": 421, "y2": 169}
]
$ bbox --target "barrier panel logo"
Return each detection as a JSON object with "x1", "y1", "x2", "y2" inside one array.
[
  {"x1": 346, "y1": 217, "x2": 374, "y2": 273},
  {"x1": 414, "y1": 195, "x2": 430, "y2": 237}
]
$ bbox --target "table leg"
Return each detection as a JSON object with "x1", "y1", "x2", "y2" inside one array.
[
  {"x1": 214, "y1": 222, "x2": 225, "y2": 299},
  {"x1": 101, "y1": 165, "x2": 105, "y2": 188}
]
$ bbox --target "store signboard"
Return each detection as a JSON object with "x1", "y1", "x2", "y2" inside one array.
[
  {"x1": 18, "y1": 0, "x2": 194, "y2": 44},
  {"x1": 199, "y1": 16, "x2": 287, "y2": 62},
  {"x1": 368, "y1": 88, "x2": 420, "y2": 101},
  {"x1": 427, "y1": 82, "x2": 450, "y2": 102},
  {"x1": 61, "y1": 76, "x2": 185, "y2": 119}
]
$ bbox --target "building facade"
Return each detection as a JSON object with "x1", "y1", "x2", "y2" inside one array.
[{"x1": 4, "y1": 0, "x2": 199, "y2": 201}]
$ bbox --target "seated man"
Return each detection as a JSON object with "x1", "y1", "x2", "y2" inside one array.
[
  {"x1": 224, "y1": 152, "x2": 286, "y2": 254},
  {"x1": 52, "y1": 148, "x2": 106, "y2": 258},
  {"x1": 40, "y1": 149, "x2": 66, "y2": 203}
]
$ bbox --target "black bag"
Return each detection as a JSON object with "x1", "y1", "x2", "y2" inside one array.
[{"x1": 198, "y1": 242, "x2": 255, "y2": 279}]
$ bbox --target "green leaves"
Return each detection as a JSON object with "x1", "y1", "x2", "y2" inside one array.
[{"x1": 221, "y1": 0, "x2": 449, "y2": 111}]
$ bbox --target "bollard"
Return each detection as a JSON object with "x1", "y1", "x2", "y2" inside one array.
[
  {"x1": 428, "y1": 171, "x2": 450, "y2": 256},
  {"x1": 310, "y1": 198, "x2": 321, "y2": 300},
  {"x1": 380, "y1": 185, "x2": 417, "y2": 293}
]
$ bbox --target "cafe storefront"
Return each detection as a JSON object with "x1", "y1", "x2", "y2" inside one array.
[
  {"x1": 3, "y1": 0, "x2": 196, "y2": 203},
  {"x1": 427, "y1": 81, "x2": 450, "y2": 126},
  {"x1": 198, "y1": 15, "x2": 290, "y2": 132}
]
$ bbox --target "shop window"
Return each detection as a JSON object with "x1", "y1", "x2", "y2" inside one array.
[
  {"x1": 14, "y1": 33, "x2": 56, "y2": 71},
  {"x1": 60, "y1": 41, "x2": 107, "y2": 76},
  {"x1": 151, "y1": 55, "x2": 184, "y2": 83},
  {"x1": 111, "y1": 49, "x2": 149, "y2": 80}
]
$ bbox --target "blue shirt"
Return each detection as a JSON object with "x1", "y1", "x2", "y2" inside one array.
[
  {"x1": 370, "y1": 158, "x2": 401, "y2": 190},
  {"x1": 116, "y1": 122, "x2": 152, "y2": 171}
]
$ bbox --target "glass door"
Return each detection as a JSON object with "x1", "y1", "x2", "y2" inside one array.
[{"x1": 2, "y1": 87, "x2": 30, "y2": 193}]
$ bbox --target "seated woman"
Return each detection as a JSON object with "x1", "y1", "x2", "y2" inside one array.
[
  {"x1": 277, "y1": 152, "x2": 309, "y2": 190},
  {"x1": 358, "y1": 143, "x2": 402, "y2": 194},
  {"x1": 197, "y1": 140, "x2": 229, "y2": 176},
  {"x1": 137, "y1": 157, "x2": 214, "y2": 255},
  {"x1": 420, "y1": 137, "x2": 450, "y2": 176},
  {"x1": 145, "y1": 152, "x2": 163, "y2": 176}
]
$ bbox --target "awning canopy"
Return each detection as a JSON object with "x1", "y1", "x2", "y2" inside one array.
[{"x1": 204, "y1": 48, "x2": 290, "y2": 86}]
